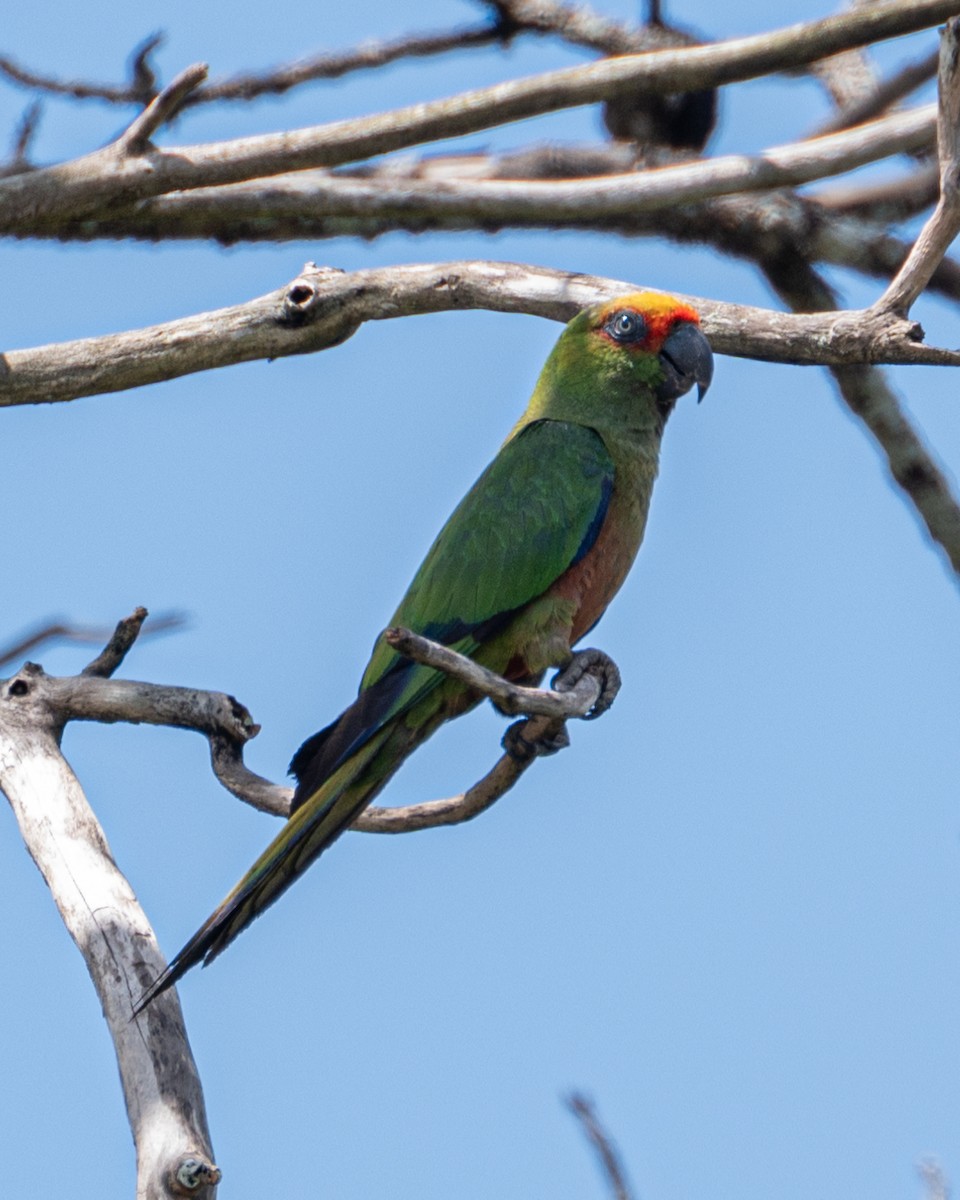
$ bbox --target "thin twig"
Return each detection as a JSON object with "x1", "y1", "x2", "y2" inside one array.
[
  {"x1": 762, "y1": 252, "x2": 960, "y2": 578},
  {"x1": 0, "y1": 32, "x2": 164, "y2": 104},
  {"x1": 918, "y1": 1160, "x2": 951, "y2": 1200},
  {"x1": 117, "y1": 63, "x2": 208, "y2": 155},
  {"x1": 128, "y1": 32, "x2": 164, "y2": 102},
  {"x1": 8, "y1": 99, "x2": 41, "y2": 169},
  {"x1": 816, "y1": 163, "x2": 940, "y2": 222},
  {"x1": 353, "y1": 741, "x2": 545, "y2": 833},
  {"x1": 815, "y1": 47, "x2": 940, "y2": 135},
  {"x1": 0, "y1": 22, "x2": 509, "y2": 108},
  {"x1": 386, "y1": 627, "x2": 599, "y2": 720},
  {"x1": 194, "y1": 22, "x2": 511, "y2": 104},
  {"x1": 81, "y1": 607, "x2": 150, "y2": 678},
  {"x1": 0, "y1": 53, "x2": 139, "y2": 104},
  {"x1": 874, "y1": 19, "x2": 960, "y2": 315},
  {"x1": 566, "y1": 1093, "x2": 635, "y2": 1200},
  {"x1": 0, "y1": 611, "x2": 183, "y2": 672},
  {"x1": 481, "y1": 0, "x2": 693, "y2": 55}
]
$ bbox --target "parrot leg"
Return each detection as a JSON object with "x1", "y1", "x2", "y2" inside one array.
[
  {"x1": 502, "y1": 718, "x2": 571, "y2": 761},
  {"x1": 552, "y1": 647, "x2": 622, "y2": 720},
  {"x1": 500, "y1": 647, "x2": 622, "y2": 760}
]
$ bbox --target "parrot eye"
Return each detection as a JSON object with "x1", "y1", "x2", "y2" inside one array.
[{"x1": 604, "y1": 310, "x2": 646, "y2": 344}]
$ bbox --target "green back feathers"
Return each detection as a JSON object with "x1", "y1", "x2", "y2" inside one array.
[{"x1": 361, "y1": 419, "x2": 614, "y2": 693}]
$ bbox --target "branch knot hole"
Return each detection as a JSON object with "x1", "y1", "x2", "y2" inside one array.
[
  {"x1": 7, "y1": 661, "x2": 44, "y2": 696},
  {"x1": 287, "y1": 282, "x2": 315, "y2": 306},
  {"x1": 281, "y1": 278, "x2": 319, "y2": 327},
  {"x1": 171, "y1": 1156, "x2": 221, "y2": 1194}
]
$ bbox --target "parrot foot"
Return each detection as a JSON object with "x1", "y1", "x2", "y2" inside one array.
[
  {"x1": 502, "y1": 719, "x2": 571, "y2": 762},
  {"x1": 552, "y1": 648, "x2": 621, "y2": 720}
]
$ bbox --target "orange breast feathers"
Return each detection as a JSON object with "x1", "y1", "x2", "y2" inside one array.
[{"x1": 552, "y1": 485, "x2": 647, "y2": 646}]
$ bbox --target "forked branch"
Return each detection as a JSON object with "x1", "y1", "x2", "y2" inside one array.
[{"x1": 0, "y1": 614, "x2": 219, "y2": 1200}]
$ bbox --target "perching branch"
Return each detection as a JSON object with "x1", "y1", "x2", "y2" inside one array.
[
  {"x1": 385, "y1": 628, "x2": 610, "y2": 722},
  {"x1": 0, "y1": 612, "x2": 615, "y2": 836},
  {"x1": 1, "y1": 258, "x2": 957, "y2": 413}
]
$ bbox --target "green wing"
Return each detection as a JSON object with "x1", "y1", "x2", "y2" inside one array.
[
  {"x1": 290, "y1": 418, "x2": 614, "y2": 798},
  {"x1": 363, "y1": 418, "x2": 614, "y2": 690}
]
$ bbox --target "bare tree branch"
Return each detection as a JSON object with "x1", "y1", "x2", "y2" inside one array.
[
  {"x1": 0, "y1": 660, "x2": 220, "y2": 1199},
  {"x1": 384, "y1": 627, "x2": 608, "y2": 719},
  {"x1": 0, "y1": 21, "x2": 513, "y2": 109},
  {"x1": 566, "y1": 1092, "x2": 636, "y2": 1200},
  {"x1": 815, "y1": 47, "x2": 940, "y2": 135},
  {"x1": 481, "y1": 0, "x2": 697, "y2": 56},
  {"x1": 1, "y1": 259, "x2": 956, "y2": 414},
  {"x1": 81, "y1": 606, "x2": 152, "y2": 677},
  {"x1": 36, "y1": 102, "x2": 936, "y2": 245},
  {"x1": 43, "y1": 141, "x2": 957, "y2": 301},
  {"x1": 817, "y1": 163, "x2": 939, "y2": 223},
  {"x1": 0, "y1": 616, "x2": 615, "y2": 836},
  {"x1": 874, "y1": 18, "x2": 960, "y2": 315},
  {"x1": 194, "y1": 20, "x2": 514, "y2": 105},
  {"x1": 0, "y1": 611, "x2": 184, "y2": 672},
  {"x1": 762, "y1": 247, "x2": 960, "y2": 578},
  {"x1": 918, "y1": 1160, "x2": 951, "y2": 1200},
  {"x1": 0, "y1": 32, "x2": 164, "y2": 105},
  {"x1": 0, "y1": 1, "x2": 954, "y2": 233},
  {"x1": 351, "y1": 743, "x2": 544, "y2": 833},
  {"x1": 3, "y1": 99, "x2": 41, "y2": 175},
  {"x1": 118, "y1": 63, "x2": 208, "y2": 155}
]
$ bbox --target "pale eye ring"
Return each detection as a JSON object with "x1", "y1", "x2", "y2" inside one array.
[{"x1": 605, "y1": 310, "x2": 646, "y2": 343}]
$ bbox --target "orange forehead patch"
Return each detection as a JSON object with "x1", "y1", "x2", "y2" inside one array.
[{"x1": 595, "y1": 291, "x2": 700, "y2": 347}]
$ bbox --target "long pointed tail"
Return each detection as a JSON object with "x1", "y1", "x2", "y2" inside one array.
[{"x1": 133, "y1": 727, "x2": 394, "y2": 1014}]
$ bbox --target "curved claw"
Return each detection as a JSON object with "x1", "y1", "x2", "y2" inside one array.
[
  {"x1": 552, "y1": 647, "x2": 621, "y2": 720},
  {"x1": 502, "y1": 719, "x2": 570, "y2": 762}
]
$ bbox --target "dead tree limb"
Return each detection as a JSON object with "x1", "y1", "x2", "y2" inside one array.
[{"x1": 0, "y1": 615, "x2": 220, "y2": 1200}]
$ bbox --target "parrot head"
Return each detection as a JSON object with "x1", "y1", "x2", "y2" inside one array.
[{"x1": 529, "y1": 290, "x2": 713, "y2": 435}]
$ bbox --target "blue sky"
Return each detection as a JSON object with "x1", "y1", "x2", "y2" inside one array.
[{"x1": 1, "y1": 2, "x2": 958, "y2": 1198}]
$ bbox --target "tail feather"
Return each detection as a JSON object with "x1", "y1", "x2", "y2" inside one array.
[
  {"x1": 288, "y1": 662, "x2": 421, "y2": 809},
  {"x1": 133, "y1": 731, "x2": 390, "y2": 1015},
  {"x1": 133, "y1": 661, "x2": 462, "y2": 1016}
]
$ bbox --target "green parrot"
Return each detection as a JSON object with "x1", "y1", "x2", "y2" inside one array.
[{"x1": 134, "y1": 291, "x2": 712, "y2": 1013}]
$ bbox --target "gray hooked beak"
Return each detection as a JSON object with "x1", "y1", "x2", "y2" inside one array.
[{"x1": 656, "y1": 321, "x2": 714, "y2": 404}]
